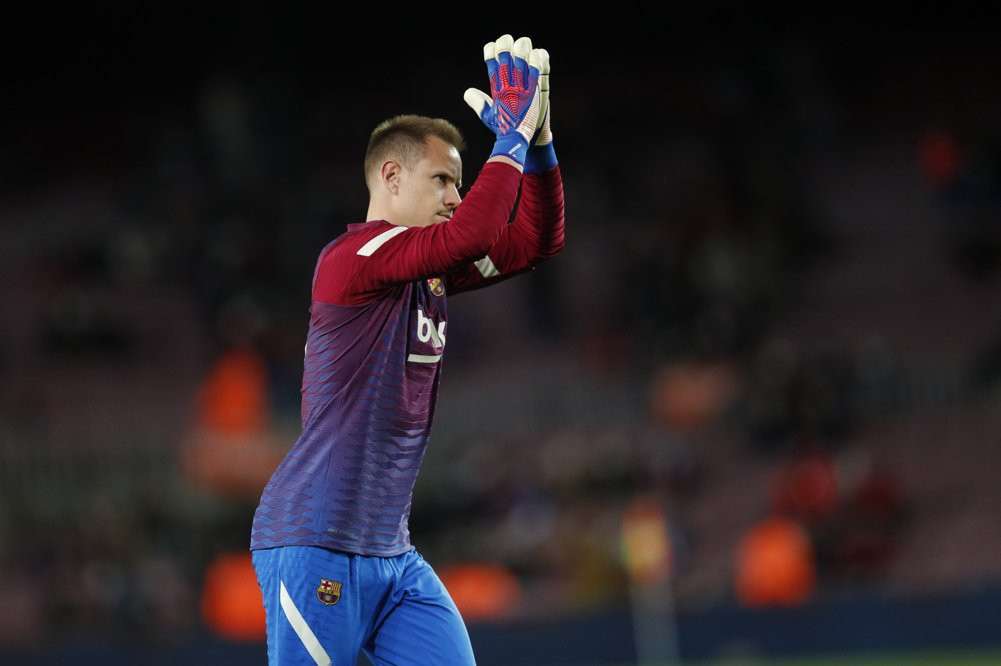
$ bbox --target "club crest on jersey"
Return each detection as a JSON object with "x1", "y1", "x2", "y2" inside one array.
[
  {"x1": 317, "y1": 579, "x2": 342, "y2": 605},
  {"x1": 427, "y1": 277, "x2": 445, "y2": 297}
]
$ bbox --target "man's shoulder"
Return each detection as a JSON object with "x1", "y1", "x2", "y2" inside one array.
[
  {"x1": 321, "y1": 220, "x2": 402, "y2": 260},
  {"x1": 312, "y1": 220, "x2": 414, "y2": 306}
]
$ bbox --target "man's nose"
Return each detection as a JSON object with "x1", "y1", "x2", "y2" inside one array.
[{"x1": 444, "y1": 185, "x2": 461, "y2": 208}]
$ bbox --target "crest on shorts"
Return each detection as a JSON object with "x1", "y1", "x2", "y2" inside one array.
[
  {"x1": 317, "y1": 578, "x2": 342, "y2": 605},
  {"x1": 427, "y1": 277, "x2": 445, "y2": 297}
]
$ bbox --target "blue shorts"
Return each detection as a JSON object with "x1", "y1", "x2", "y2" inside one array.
[{"x1": 251, "y1": 545, "x2": 475, "y2": 665}]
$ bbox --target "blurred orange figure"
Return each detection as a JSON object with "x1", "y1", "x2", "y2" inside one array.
[
  {"x1": 438, "y1": 563, "x2": 521, "y2": 621},
  {"x1": 182, "y1": 347, "x2": 284, "y2": 497},
  {"x1": 650, "y1": 360, "x2": 738, "y2": 432},
  {"x1": 201, "y1": 551, "x2": 267, "y2": 641},
  {"x1": 735, "y1": 516, "x2": 815, "y2": 606},
  {"x1": 197, "y1": 347, "x2": 269, "y2": 435}
]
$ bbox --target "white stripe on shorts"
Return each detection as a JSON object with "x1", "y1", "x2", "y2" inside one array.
[{"x1": 280, "y1": 580, "x2": 332, "y2": 666}]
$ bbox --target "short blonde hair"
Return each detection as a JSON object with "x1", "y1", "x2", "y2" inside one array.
[{"x1": 364, "y1": 115, "x2": 465, "y2": 191}]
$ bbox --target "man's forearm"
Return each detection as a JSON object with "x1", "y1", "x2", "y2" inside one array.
[{"x1": 512, "y1": 165, "x2": 565, "y2": 261}]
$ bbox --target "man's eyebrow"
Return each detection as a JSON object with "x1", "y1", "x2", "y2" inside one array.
[{"x1": 436, "y1": 169, "x2": 463, "y2": 189}]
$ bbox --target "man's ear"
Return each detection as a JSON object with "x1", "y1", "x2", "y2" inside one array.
[{"x1": 381, "y1": 160, "x2": 401, "y2": 196}]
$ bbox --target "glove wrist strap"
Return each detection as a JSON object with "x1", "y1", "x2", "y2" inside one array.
[
  {"x1": 490, "y1": 135, "x2": 529, "y2": 166},
  {"x1": 524, "y1": 142, "x2": 557, "y2": 174}
]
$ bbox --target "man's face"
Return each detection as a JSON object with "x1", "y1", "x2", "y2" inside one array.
[{"x1": 393, "y1": 136, "x2": 463, "y2": 227}]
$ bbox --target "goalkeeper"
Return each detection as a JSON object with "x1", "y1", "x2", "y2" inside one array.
[{"x1": 250, "y1": 34, "x2": 564, "y2": 665}]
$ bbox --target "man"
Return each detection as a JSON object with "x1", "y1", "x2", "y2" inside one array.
[{"x1": 250, "y1": 34, "x2": 563, "y2": 665}]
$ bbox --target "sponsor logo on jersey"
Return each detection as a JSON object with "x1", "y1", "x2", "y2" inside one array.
[
  {"x1": 317, "y1": 579, "x2": 342, "y2": 605},
  {"x1": 417, "y1": 308, "x2": 446, "y2": 348},
  {"x1": 427, "y1": 277, "x2": 445, "y2": 297}
]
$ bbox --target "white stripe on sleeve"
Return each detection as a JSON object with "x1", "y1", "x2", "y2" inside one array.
[
  {"x1": 357, "y1": 226, "x2": 408, "y2": 256},
  {"x1": 474, "y1": 255, "x2": 500, "y2": 278}
]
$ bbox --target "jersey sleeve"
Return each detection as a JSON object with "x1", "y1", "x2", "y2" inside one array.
[
  {"x1": 312, "y1": 161, "x2": 523, "y2": 306},
  {"x1": 444, "y1": 164, "x2": 564, "y2": 295}
]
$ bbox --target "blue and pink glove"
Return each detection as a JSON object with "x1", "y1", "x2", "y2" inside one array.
[
  {"x1": 464, "y1": 34, "x2": 542, "y2": 168},
  {"x1": 524, "y1": 46, "x2": 558, "y2": 174}
]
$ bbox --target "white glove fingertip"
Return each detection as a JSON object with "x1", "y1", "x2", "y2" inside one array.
[
  {"x1": 529, "y1": 48, "x2": 543, "y2": 71},
  {"x1": 482, "y1": 41, "x2": 496, "y2": 61},
  {"x1": 513, "y1": 36, "x2": 532, "y2": 60},
  {"x1": 463, "y1": 88, "x2": 492, "y2": 115},
  {"x1": 494, "y1": 34, "x2": 514, "y2": 55},
  {"x1": 537, "y1": 48, "x2": 550, "y2": 75}
]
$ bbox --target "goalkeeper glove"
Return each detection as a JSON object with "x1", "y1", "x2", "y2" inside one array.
[
  {"x1": 463, "y1": 34, "x2": 542, "y2": 167},
  {"x1": 525, "y1": 46, "x2": 558, "y2": 174}
]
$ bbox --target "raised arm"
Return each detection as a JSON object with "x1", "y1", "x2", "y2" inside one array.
[
  {"x1": 313, "y1": 35, "x2": 545, "y2": 306},
  {"x1": 447, "y1": 44, "x2": 564, "y2": 294},
  {"x1": 444, "y1": 167, "x2": 564, "y2": 294}
]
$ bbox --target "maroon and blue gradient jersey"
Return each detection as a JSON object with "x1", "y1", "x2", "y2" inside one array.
[{"x1": 251, "y1": 162, "x2": 564, "y2": 556}]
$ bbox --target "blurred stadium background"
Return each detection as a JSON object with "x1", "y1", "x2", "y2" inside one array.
[{"x1": 2, "y1": 9, "x2": 1001, "y2": 665}]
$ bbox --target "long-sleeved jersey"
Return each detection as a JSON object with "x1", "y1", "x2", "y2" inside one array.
[{"x1": 251, "y1": 161, "x2": 564, "y2": 556}]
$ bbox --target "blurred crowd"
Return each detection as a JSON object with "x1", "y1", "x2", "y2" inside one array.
[{"x1": 2, "y1": 27, "x2": 1001, "y2": 650}]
